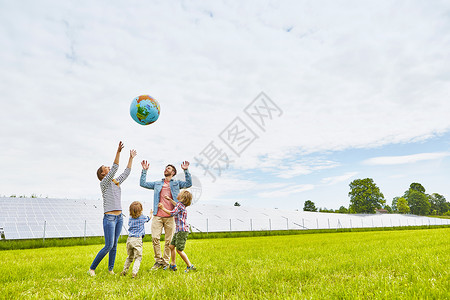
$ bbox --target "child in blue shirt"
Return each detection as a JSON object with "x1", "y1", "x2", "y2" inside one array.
[{"x1": 120, "y1": 202, "x2": 152, "y2": 278}]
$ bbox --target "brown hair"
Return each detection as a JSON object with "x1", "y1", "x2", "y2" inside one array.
[
  {"x1": 97, "y1": 166, "x2": 104, "y2": 181},
  {"x1": 178, "y1": 190, "x2": 192, "y2": 207},
  {"x1": 166, "y1": 164, "x2": 177, "y2": 176},
  {"x1": 129, "y1": 201, "x2": 143, "y2": 218}
]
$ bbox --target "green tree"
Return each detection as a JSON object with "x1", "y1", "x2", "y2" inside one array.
[
  {"x1": 444, "y1": 203, "x2": 450, "y2": 215},
  {"x1": 303, "y1": 200, "x2": 317, "y2": 212},
  {"x1": 428, "y1": 193, "x2": 449, "y2": 215},
  {"x1": 403, "y1": 183, "x2": 430, "y2": 215},
  {"x1": 391, "y1": 197, "x2": 400, "y2": 213},
  {"x1": 384, "y1": 205, "x2": 392, "y2": 213},
  {"x1": 337, "y1": 206, "x2": 349, "y2": 213},
  {"x1": 397, "y1": 197, "x2": 410, "y2": 214},
  {"x1": 348, "y1": 178, "x2": 385, "y2": 214},
  {"x1": 407, "y1": 190, "x2": 430, "y2": 215},
  {"x1": 319, "y1": 208, "x2": 334, "y2": 213},
  {"x1": 409, "y1": 182, "x2": 425, "y2": 193}
]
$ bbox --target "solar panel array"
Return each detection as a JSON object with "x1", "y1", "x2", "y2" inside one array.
[
  {"x1": 188, "y1": 204, "x2": 450, "y2": 232},
  {"x1": 0, "y1": 197, "x2": 448, "y2": 240},
  {"x1": 0, "y1": 197, "x2": 153, "y2": 240}
]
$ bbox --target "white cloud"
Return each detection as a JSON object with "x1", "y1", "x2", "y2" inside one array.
[
  {"x1": 257, "y1": 184, "x2": 315, "y2": 198},
  {"x1": 274, "y1": 160, "x2": 341, "y2": 179},
  {"x1": 321, "y1": 172, "x2": 359, "y2": 185},
  {"x1": 229, "y1": 147, "x2": 341, "y2": 178},
  {"x1": 363, "y1": 152, "x2": 450, "y2": 166},
  {"x1": 1, "y1": 1, "x2": 450, "y2": 209}
]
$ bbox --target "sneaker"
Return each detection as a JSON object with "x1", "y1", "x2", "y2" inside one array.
[
  {"x1": 88, "y1": 269, "x2": 96, "y2": 277},
  {"x1": 164, "y1": 265, "x2": 178, "y2": 271},
  {"x1": 120, "y1": 271, "x2": 127, "y2": 276},
  {"x1": 132, "y1": 273, "x2": 137, "y2": 278},
  {"x1": 108, "y1": 270, "x2": 115, "y2": 275},
  {"x1": 163, "y1": 264, "x2": 177, "y2": 271},
  {"x1": 151, "y1": 262, "x2": 163, "y2": 270},
  {"x1": 185, "y1": 265, "x2": 197, "y2": 273}
]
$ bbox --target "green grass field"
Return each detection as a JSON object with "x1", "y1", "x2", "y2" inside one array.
[{"x1": 1, "y1": 228, "x2": 449, "y2": 299}]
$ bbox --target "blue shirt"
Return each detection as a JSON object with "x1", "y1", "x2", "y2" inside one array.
[
  {"x1": 140, "y1": 169, "x2": 192, "y2": 215},
  {"x1": 128, "y1": 215, "x2": 151, "y2": 238}
]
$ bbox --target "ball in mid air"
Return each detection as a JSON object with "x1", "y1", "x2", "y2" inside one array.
[{"x1": 130, "y1": 95, "x2": 160, "y2": 125}]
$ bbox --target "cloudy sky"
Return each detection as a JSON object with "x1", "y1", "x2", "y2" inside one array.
[{"x1": 1, "y1": 0, "x2": 450, "y2": 211}]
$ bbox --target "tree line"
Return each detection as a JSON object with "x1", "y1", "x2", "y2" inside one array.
[{"x1": 303, "y1": 178, "x2": 450, "y2": 216}]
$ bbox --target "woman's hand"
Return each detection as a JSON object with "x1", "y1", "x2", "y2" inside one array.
[{"x1": 117, "y1": 141, "x2": 124, "y2": 153}]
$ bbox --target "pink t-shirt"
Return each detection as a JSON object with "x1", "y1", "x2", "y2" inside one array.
[{"x1": 157, "y1": 180, "x2": 174, "y2": 217}]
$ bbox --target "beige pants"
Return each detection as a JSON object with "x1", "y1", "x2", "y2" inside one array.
[
  {"x1": 151, "y1": 216, "x2": 175, "y2": 265},
  {"x1": 122, "y1": 237, "x2": 143, "y2": 275}
]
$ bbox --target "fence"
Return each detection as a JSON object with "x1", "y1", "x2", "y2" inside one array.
[
  {"x1": 188, "y1": 214, "x2": 450, "y2": 233},
  {"x1": 1, "y1": 197, "x2": 449, "y2": 240}
]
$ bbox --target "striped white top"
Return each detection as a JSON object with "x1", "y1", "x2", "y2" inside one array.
[{"x1": 100, "y1": 163, "x2": 131, "y2": 213}]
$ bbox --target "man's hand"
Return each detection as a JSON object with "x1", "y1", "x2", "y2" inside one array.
[
  {"x1": 141, "y1": 160, "x2": 149, "y2": 170},
  {"x1": 158, "y1": 203, "x2": 164, "y2": 209},
  {"x1": 181, "y1": 161, "x2": 190, "y2": 170}
]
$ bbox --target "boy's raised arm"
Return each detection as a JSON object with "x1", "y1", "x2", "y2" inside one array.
[
  {"x1": 146, "y1": 210, "x2": 153, "y2": 222},
  {"x1": 158, "y1": 203, "x2": 171, "y2": 215},
  {"x1": 164, "y1": 195, "x2": 177, "y2": 205}
]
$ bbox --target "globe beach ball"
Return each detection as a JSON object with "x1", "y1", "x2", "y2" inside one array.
[{"x1": 130, "y1": 95, "x2": 160, "y2": 125}]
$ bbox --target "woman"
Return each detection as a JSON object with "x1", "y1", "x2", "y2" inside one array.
[{"x1": 89, "y1": 141, "x2": 136, "y2": 276}]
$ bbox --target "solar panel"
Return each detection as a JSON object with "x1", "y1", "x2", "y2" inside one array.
[
  {"x1": 0, "y1": 197, "x2": 449, "y2": 240},
  {"x1": 186, "y1": 203, "x2": 449, "y2": 232}
]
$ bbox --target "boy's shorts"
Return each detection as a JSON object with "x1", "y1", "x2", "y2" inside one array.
[{"x1": 170, "y1": 231, "x2": 189, "y2": 251}]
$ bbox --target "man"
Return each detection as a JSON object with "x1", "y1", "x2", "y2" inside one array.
[{"x1": 140, "y1": 160, "x2": 192, "y2": 270}]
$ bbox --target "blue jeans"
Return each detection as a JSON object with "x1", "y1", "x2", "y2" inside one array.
[{"x1": 90, "y1": 214, "x2": 123, "y2": 271}]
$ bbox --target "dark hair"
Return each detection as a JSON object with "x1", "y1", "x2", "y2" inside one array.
[
  {"x1": 97, "y1": 166, "x2": 104, "y2": 181},
  {"x1": 166, "y1": 164, "x2": 177, "y2": 176}
]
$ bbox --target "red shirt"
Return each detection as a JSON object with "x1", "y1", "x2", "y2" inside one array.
[
  {"x1": 170, "y1": 202, "x2": 188, "y2": 232},
  {"x1": 156, "y1": 180, "x2": 174, "y2": 217}
]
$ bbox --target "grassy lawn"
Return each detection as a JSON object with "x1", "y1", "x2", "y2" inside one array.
[
  {"x1": 428, "y1": 215, "x2": 450, "y2": 219},
  {"x1": 1, "y1": 228, "x2": 449, "y2": 299}
]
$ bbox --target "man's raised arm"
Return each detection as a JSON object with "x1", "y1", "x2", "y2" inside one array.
[{"x1": 139, "y1": 160, "x2": 156, "y2": 189}]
